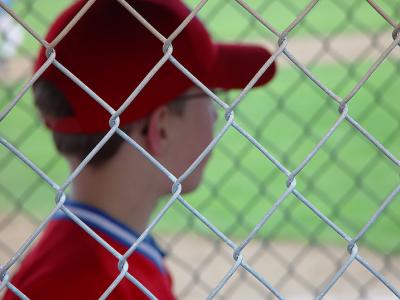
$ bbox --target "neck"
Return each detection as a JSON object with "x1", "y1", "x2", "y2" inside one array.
[{"x1": 69, "y1": 154, "x2": 165, "y2": 233}]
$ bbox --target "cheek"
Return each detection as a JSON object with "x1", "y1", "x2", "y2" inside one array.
[
  {"x1": 175, "y1": 125, "x2": 208, "y2": 175},
  {"x1": 189, "y1": 121, "x2": 215, "y2": 174},
  {"x1": 193, "y1": 118, "x2": 214, "y2": 154},
  {"x1": 178, "y1": 104, "x2": 215, "y2": 172},
  {"x1": 179, "y1": 118, "x2": 215, "y2": 189}
]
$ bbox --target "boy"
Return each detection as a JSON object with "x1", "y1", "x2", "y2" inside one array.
[{"x1": 4, "y1": 0, "x2": 276, "y2": 299}]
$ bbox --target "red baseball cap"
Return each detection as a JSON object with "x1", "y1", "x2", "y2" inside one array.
[{"x1": 35, "y1": 0, "x2": 276, "y2": 134}]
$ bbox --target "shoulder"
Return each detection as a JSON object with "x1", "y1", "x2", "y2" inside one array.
[
  {"x1": 4, "y1": 220, "x2": 176, "y2": 300},
  {"x1": 5, "y1": 220, "x2": 119, "y2": 300}
]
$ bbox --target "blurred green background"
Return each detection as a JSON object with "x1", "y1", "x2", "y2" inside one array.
[{"x1": 0, "y1": 0, "x2": 399, "y2": 255}]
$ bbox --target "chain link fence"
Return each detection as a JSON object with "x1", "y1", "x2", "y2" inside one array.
[{"x1": 0, "y1": 0, "x2": 399, "y2": 299}]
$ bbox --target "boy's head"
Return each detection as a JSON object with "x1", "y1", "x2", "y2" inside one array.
[{"x1": 34, "y1": 0, "x2": 276, "y2": 189}]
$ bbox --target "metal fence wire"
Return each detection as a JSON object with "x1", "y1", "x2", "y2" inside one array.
[{"x1": 0, "y1": 0, "x2": 399, "y2": 299}]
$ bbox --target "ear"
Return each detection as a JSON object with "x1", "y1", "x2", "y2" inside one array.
[{"x1": 145, "y1": 106, "x2": 169, "y2": 156}]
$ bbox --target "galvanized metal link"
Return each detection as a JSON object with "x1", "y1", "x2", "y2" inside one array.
[{"x1": 0, "y1": 0, "x2": 399, "y2": 299}]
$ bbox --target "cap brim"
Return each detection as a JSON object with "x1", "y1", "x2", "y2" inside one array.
[{"x1": 204, "y1": 43, "x2": 276, "y2": 90}]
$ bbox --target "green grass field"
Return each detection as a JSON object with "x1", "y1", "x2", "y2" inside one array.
[
  {"x1": 1, "y1": 0, "x2": 399, "y2": 254},
  {"x1": 1, "y1": 61, "x2": 398, "y2": 254}
]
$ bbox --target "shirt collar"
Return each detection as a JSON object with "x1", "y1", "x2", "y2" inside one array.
[{"x1": 53, "y1": 199, "x2": 166, "y2": 272}]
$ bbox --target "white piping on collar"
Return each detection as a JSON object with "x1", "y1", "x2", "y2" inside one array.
[{"x1": 57, "y1": 203, "x2": 165, "y2": 272}]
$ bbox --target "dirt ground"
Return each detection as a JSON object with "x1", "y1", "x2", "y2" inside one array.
[
  {"x1": 161, "y1": 233, "x2": 400, "y2": 300},
  {"x1": 264, "y1": 30, "x2": 400, "y2": 66},
  {"x1": 0, "y1": 215, "x2": 399, "y2": 299}
]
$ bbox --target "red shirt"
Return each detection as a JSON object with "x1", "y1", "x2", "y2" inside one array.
[{"x1": 4, "y1": 200, "x2": 176, "y2": 300}]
